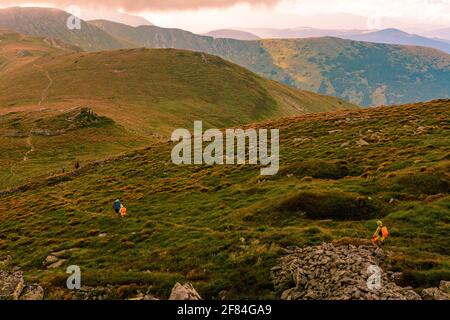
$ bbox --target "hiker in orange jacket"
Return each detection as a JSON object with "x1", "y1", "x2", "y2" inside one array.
[{"x1": 372, "y1": 220, "x2": 389, "y2": 246}]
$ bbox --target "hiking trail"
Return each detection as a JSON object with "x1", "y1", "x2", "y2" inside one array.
[{"x1": 34, "y1": 64, "x2": 53, "y2": 106}]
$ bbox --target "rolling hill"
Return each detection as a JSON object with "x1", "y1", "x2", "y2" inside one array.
[
  {"x1": 0, "y1": 28, "x2": 78, "y2": 76},
  {"x1": 0, "y1": 99, "x2": 448, "y2": 299},
  {"x1": 0, "y1": 30, "x2": 355, "y2": 188},
  {"x1": 1, "y1": 7, "x2": 449, "y2": 107}
]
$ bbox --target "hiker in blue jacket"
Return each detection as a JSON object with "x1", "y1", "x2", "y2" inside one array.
[{"x1": 113, "y1": 199, "x2": 121, "y2": 217}]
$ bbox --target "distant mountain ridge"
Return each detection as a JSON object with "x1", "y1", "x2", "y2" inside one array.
[
  {"x1": 203, "y1": 29, "x2": 260, "y2": 41},
  {"x1": 346, "y1": 28, "x2": 450, "y2": 54},
  {"x1": 0, "y1": 7, "x2": 449, "y2": 106}
]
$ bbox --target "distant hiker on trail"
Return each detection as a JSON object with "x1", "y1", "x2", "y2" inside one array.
[
  {"x1": 113, "y1": 199, "x2": 127, "y2": 218},
  {"x1": 372, "y1": 220, "x2": 389, "y2": 246},
  {"x1": 74, "y1": 161, "x2": 80, "y2": 170}
]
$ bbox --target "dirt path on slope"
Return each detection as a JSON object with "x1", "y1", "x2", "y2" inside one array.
[{"x1": 34, "y1": 64, "x2": 53, "y2": 106}]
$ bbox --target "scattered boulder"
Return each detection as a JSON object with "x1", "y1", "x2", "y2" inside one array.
[
  {"x1": 421, "y1": 287, "x2": 450, "y2": 300},
  {"x1": 0, "y1": 270, "x2": 24, "y2": 300},
  {"x1": 130, "y1": 292, "x2": 159, "y2": 300},
  {"x1": 356, "y1": 139, "x2": 370, "y2": 147},
  {"x1": 43, "y1": 253, "x2": 68, "y2": 269},
  {"x1": 43, "y1": 255, "x2": 59, "y2": 266},
  {"x1": 19, "y1": 284, "x2": 45, "y2": 300},
  {"x1": 0, "y1": 255, "x2": 12, "y2": 266},
  {"x1": 46, "y1": 259, "x2": 66, "y2": 269},
  {"x1": 169, "y1": 282, "x2": 202, "y2": 300},
  {"x1": 440, "y1": 281, "x2": 450, "y2": 293},
  {"x1": 0, "y1": 270, "x2": 44, "y2": 300},
  {"x1": 272, "y1": 243, "x2": 423, "y2": 300}
]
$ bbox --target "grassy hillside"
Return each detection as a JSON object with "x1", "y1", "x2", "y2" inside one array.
[
  {"x1": 0, "y1": 28, "x2": 76, "y2": 76},
  {"x1": 0, "y1": 108, "x2": 150, "y2": 189},
  {"x1": 260, "y1": 37, "x2": 450, "y2": 106},
  {"x1": 90, "y1": 20, "x2": 450, "y2": 107},
  {"x1": 0, "y1": 100, "x2": 448, "y2": 299},
  {"x1": 0, "y1": 46, "x2": 355, "y2": 131},
  {"x1": 0, "y1": 32, "x2": 355, "y2": 189}
]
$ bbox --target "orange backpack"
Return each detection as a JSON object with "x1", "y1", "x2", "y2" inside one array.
[
  {"x1": 381, "y1": 226, "x2": 389, "y2": 238},
  {"x1": 120, "y1": 207, "x2": 127, "y2": 217}
]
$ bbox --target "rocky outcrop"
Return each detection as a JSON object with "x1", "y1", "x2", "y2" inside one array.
[
  {"x1": 271, "y1": 243, "x2": 424, "y2": 300},
  {"x1": 421, "y1": 281, "x2": 450, "y2": 300},
  {"x1": 0, "y1": 270, "x2": 44, "y2": 300},
  {"x1": 169, "y1": 282, "x2": 202, "y2": 300}
]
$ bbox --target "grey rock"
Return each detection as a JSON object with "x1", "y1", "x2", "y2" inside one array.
[
  {"x1": 19, "y1": 284, "x2": 44, "y2": 300},
  {"x1": 272, "y1": 243, "x2": 425, "y2": 301},
  {"x1": 421, "y1": 287, "x2": 449, "y2": 300},
  {"x1": 169, "y1": 283, "x2": 202, "y2": 300},
  {"x1": 0, "y1": 270, "x2": 24, "y2": 300}
]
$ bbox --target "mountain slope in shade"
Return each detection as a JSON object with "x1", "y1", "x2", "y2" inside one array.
[
  {"x1": 203, "y1": 29, "x2": 260, "y2": 40},
  {"x1": 347, "y1": 28, "x2": 450, "y2": 54},
  {"x1": 0, "y1": 7, "x2": 134, "y2": 51}
]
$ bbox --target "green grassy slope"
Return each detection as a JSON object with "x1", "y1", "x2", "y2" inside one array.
[
  {"x1": 0, "y1": 100, "x2": 448, "y2": 299},
  {"x1": 0, "y1": 108, "x2": 150, "y2": 189},
  {"x1": 0, "y1": 47, "x2": 356, "y2": 133},
  {"x1": 0, "y1": 33, "x2": 355, "y2": 189},
  {"x1": 0, "y1": 28, "x2": 76, "y2": 76}
]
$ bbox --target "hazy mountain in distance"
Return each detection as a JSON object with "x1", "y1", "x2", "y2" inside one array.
[
  {"x1": 86, "y1": 10, "x2": 153, "y2": 27},
  {"x1": 246, "y1": 27, "x2": 365, "y2": 39},
  {"x1": 203, "y1": 29, "x2": 260, "y2": 41},
  {"x1": 242, "y1": 27, "x2": 367, "y2": 39},
  {"x1": 424, "y1": 27, "x2": 450, "y2": 41},
  {"x1": 347, "y1": 28, "x2": 450, "y2": 54},
  {"x1": 0, "y1": 7, "x2": 134, "y2": 51}
]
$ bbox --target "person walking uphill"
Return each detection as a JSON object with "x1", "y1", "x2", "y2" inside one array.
[
  {"x1": 372, "y1": 220, "x2": 389, "y2": 246},
  {"x1": 113, "y1": 199, "x2": 127, "y2": 218}
]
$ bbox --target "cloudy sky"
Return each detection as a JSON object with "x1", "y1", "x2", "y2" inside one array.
[{"x1": 1, "y1": 0, "x2": 449, "y2": 33}]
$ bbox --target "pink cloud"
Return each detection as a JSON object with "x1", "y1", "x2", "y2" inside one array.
[{"x1": 1, "y1": 0, "x2": 281, "y2": 12}]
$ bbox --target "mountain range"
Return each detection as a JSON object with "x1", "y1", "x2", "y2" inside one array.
[
  {"x1": 0, "y1": 6, "x2": 449, "y2": 107},
  {"x1": 203, "y1": 29, "x2": 261, "y2": 41}
]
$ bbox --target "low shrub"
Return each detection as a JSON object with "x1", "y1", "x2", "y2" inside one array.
[
  {"x1": 390, "y1": 171, "x2": 449, "y2": 195},
  {"x1": 278, "y1": 160, "x2": 351, "y2": 180},
  {"x1": 253, "y1": 190, "x2": 385, "y2": 221}
]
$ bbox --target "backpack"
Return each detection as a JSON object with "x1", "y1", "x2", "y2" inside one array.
[
  {"x1": 114, "y1": 201, "x2": 121, "y2": 214},
  {"x1": 381, "y1": 226, "x2": 389, "y2": 238},
  {"x1": 120, "y1": 207, "x2": 127, "y2": 217}
]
